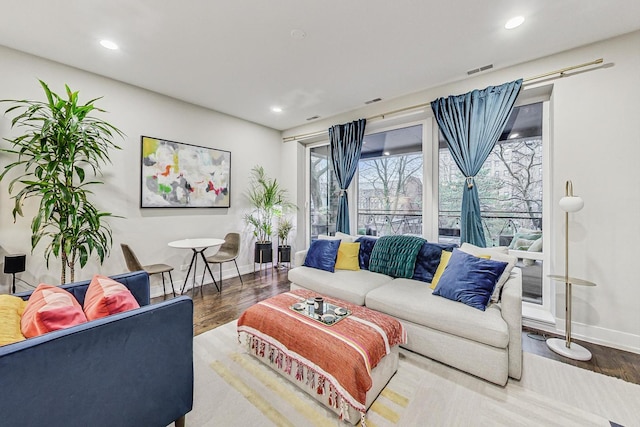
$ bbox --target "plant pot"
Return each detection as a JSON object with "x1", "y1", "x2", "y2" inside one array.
[
  {"x1": 254, "y1": 242, "x2": 273, "y2": 264},
  {"x1": 278, "y1": 245, "x2": 291, "y2": 263}
]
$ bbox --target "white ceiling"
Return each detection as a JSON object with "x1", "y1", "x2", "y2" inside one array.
[{"x1": 1, "y1": 1, "x2": 639, "y2": 131}]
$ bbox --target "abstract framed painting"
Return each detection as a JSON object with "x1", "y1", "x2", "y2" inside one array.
[{"x1": 140, "y1": 136, "x2": 231, "y2": 208}]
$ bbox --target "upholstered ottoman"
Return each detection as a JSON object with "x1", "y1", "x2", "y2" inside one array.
[{"x1": 237, "y1": 290, "x2": 405, "y2": 424}]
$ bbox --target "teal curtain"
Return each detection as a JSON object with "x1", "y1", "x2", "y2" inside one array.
[
  {"x1": 329, "y1": 119, "x2": 366, "y2": 234},
  {"x1": 431, "y1": 80, "x2": 522, "y2": 247}
]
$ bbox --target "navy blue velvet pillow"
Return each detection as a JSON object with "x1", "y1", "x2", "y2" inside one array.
[
  {"x1": 412, "y1": 242, "x2": 457, "y2": 283},
  {"x1": 432, "y1": 249, "x2": 508, "y2": 311},
  {"x1": 303, "y1": 239, "x2": 341, "y2": 272},
  {"x1": 354, "y1": 236, "x2": 378, "y2": 270}
]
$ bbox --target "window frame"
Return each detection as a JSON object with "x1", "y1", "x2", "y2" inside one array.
[
  {"x1": 352, "y1": 117, "x2": 431, "y2": 238},
  {"x1": 303, "y1": 86, "x2": 554, "y2": 325}
]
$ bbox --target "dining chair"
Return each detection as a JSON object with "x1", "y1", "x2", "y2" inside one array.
[
  {"x1": 120, "y1": 243, "x2": 176, "y2": 297},
  {"x1": 204, "y1": 232, "x2": 243, "y2": 290}
]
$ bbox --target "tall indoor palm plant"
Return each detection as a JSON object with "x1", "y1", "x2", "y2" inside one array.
[
  {"x1": 0, "y1": 80, "x2": 124, "y2": 283},
  {"x1": 244, "y1": 165, "x2": 294, "y2": 264}
]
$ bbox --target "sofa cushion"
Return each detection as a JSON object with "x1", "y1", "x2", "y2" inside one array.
[
  {"x1": 369, "y1": 235, "x2": 425, "y2": 278},
  {"x1": 365, "y1": 278, "x2": 509, "y2": 348},
  {"x1": 21, "y1": 284, "x2": 88, "y2": 338},
  {"x1": 354, "y1": 236, "x2": 378, "y2": 270},
  {"x1": 303, "y1": 239, "x2": 341, "y2": 272},
  {"x1": 460, "y1": 243, "x2": 517, "y2": 302},
  {"x1": 83, "y1": 275, "x2": 141, "y2": 321},
  {"x1": 288, "y1": 266, "x2": 393, "y2": 306},
  {"x1": 432, "y1": 249, "x2": 508, "y2": 311},
  {"x1": 335, "y1": 242, "x2": 360, "y2": 271},
  {"x1": 412, "y1": 242, "x2": 457, "y2": 284},
  {"x1": 0, "y1": 295, "x2": 27, "y2": 346}
]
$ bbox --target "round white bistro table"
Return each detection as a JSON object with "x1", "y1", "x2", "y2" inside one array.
[{"x1": 168, "y1": 238, "x2": 225, "y2": 295}]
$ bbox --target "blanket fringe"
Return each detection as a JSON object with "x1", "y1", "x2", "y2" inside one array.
[
  {"x1": 240, "y1": 332, "x2": 367, "y2": 423},
  {"x1": 317, "y1": 375, "x2": 325, "y2": 395},
  {"x1": 284, "y1": 354, "x2": 292, "y2": 374}
]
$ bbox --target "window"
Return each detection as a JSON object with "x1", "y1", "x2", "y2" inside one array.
[
  {"x1": 357, "y1": 125, "x2": 423, "y2": 237},
  {"x1": 438, "y1": 102, "x2": 544, "y2": 304},
  {"x1": 309, "y1": 145, "x2": 339, "y2": 239}
]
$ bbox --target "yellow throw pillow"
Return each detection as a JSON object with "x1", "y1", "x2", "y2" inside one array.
[
  {"x1": 430, "y1": 250, "x2": 452, "y2": 289},
  {"x1": 335, "y1": 242, "x2": 361, "y2": 271},
  {"x1": 0, "y1": 295, "x2": 27, "y2": 346}
]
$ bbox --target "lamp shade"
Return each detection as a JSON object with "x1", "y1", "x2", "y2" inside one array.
[{"x1": 559, "y1": 195, "x2": 584, "y2": 213}]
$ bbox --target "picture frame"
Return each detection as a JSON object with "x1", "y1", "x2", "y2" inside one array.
[{"x1": 140, "y1": 136, "x2": 231, "y2": 208}]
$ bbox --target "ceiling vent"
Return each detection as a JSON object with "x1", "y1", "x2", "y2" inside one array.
[
  {"x1": 306, "y1": 115, "x2": 320, "y2": 121},
  {"x1": 364, "y1": 97, "x2": 382, "y2": 105},
  {"x1": 467, "y1": 64, "x2": 494, "y2": 75}
]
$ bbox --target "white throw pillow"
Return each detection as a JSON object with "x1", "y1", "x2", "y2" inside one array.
[
  {"x1": 318, "y1": 234, "x2": 342, "y2": 241},
  {"x1": 334, "y1": 232, "x2": 357, "y2": 243},
  {"x1": 460, "y1": 243, "x2": 517, "y2": 302}
]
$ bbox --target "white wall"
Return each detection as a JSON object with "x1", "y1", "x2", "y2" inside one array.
[
  {"x1": 0, "y1": 45, "x2": 283, "y2": 296},
  {"x1": 283, "y1": 31, "x2": 640, "y2": 353}
]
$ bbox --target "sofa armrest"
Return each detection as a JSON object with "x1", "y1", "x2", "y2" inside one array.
[
  {"x1": 500, "y1": 267, "x2": 523, "y2": 380},
  {"x1": 0, "y1": 296, "x2": 194, "y2": 427},
  {"x1": 294, "y1": 250, "x2": 308, "y2": 267}
]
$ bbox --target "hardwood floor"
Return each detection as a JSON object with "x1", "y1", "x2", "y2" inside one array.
[{"x1": 153, "y1": 267, "x2": 640, "y2": 385}]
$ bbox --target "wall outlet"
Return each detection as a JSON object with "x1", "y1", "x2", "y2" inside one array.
[{"x1": 180, "y1": 264, "x2": 189, "y2": 271}]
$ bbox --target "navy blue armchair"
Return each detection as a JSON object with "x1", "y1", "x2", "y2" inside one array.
[{"x1": 0, "y1": 271, "x2": 194, "y2": 427}]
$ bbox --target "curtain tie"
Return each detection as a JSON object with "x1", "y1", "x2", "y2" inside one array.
[
  {"x1": 466, "y1": 177, "x2": 475, "y2": 189},
  {"x1": 339, "y1": 189, "x2": 348, "y2": 197}
]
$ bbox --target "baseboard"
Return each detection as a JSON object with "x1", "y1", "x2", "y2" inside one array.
[{"x1": 524, "y1": 317, "x2": 640, "y2": 355}]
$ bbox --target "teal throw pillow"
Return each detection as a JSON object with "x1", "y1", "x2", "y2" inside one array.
[
  {"x1": 433, "y1": 249, "x2": 508, "y2": 311},
  {"x1": 303, "y1": 239, "x2": 341, "y2": 272}
]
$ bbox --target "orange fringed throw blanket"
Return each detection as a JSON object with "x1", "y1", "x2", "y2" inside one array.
[{"x1": 237, "y1": 289, "x2": 406, "y2": 419}]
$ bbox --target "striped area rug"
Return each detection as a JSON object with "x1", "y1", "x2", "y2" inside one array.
[{"x1": 188, "y1": 321, "x2": 640, "y2": 426}]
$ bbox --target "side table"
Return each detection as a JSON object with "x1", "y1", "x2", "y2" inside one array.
[{"x1": 168, "y1": 238, "x2": 225, "y2": 295}]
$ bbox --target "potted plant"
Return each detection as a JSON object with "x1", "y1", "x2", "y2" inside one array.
[
  {"x1": 277, "y1": 217, "x2": 294, "y2": 266},
  {"x1": 244, "y1": 165, "x2": 294, "y2": 265},
  {"x1": 0, "y1": 80, "x2": 123, "y2": 283}
]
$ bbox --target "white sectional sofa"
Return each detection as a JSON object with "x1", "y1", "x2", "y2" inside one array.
[{"x1": 288, "y1": 246, "x2": 523, "y2": 386}]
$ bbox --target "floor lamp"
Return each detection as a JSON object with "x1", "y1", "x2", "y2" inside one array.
[{"x1": 547, "y1": 180, "x2": 596, "y2": 361}]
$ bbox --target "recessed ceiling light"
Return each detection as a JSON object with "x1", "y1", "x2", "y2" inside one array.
[
  {"x1": 99, "y1": 39, "x2": 119, "y2": 50},
  {"x1": 509, "y1": 133, "x2": 520, "y2": 139},
  {"x1": 290, "y1": 29, "x2": 307, "y2": 40},
  {"x1": 505, "y1": 16, "x2": 525, "y2": 30},
  {"x1": 383, "y1": 151, "x2": 390, "y2": 156},
  {"x1": 271, "y1": 106, "x2": 283, "y2": 113}
]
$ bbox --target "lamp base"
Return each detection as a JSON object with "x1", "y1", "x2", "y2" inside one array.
[{"x1": 546, "y1": 337, "x2": 592, "y2": 361}]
